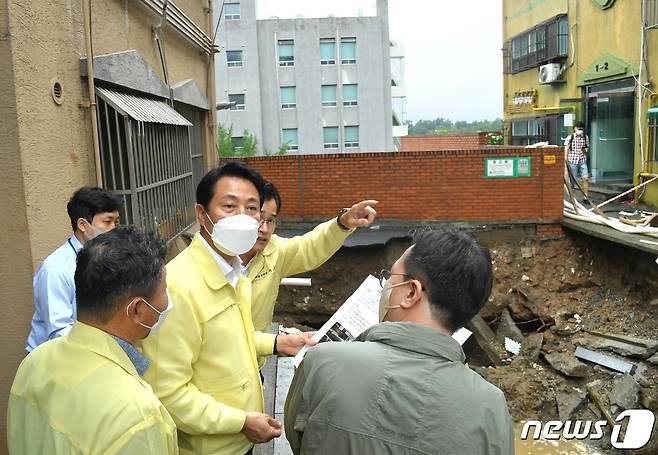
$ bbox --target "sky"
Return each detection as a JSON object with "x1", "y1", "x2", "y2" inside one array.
[{"x1": 256, "y1": 0, "x2": 503, "y2": 123}]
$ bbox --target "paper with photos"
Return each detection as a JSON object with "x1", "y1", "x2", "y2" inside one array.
[{"x1": 293, "y1": 274, "x2": 472, "y2": 367}]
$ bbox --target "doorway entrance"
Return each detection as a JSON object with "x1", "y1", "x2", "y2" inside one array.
[{"x1": 586, "y1": 79, "x2": 635, "y2": 183}]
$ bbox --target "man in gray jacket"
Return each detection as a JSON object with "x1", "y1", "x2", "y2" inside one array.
[{"x1": 285, "y1": 228, "x2": 514, "y2": 455}]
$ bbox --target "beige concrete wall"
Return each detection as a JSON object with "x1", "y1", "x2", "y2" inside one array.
[
  {"x1": 503, "y1": 0, "x2": 658, "y2": 205},
  {"x1": 0, "y1": 1, "x2": 215, "y2": 452}
]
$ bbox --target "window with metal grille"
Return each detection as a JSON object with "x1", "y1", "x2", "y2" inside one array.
[
  {"x1": 224, "y1": 3, "x2": 241, "y2": 20},
  {"x1": 280, "y1": 86, "x2": 296, "y2": 109},
  {"x1": 320, "y1": 38, "x2": 336, "y2": 65},
  {"x1": 323, "y1": 126, "x2": 339, "y2": 149},
  {"x1": 649, "y1": 107, "x2": 658, "y2": 161},
  {"x1": 282, "y1": 128, "x2": 299, "y2": 151},
  {"x1": 229, "y1": 93, "x2": 245, "y2": 110},
  {"x1": 279, "y1": 40, "x2": 294, "y2": 66},
  {"x1": 509, "y1": 116, "x2": 560, "y2": 146},
  {"x1": 340, "y1": 37, "x2": 356, "y2": 64},
  {"x1": 227, "y1": 50, "x2": 243, "y2": 67},
  {"x1": 647, "y1": 0, "x2": 658, "y2": 28},
  {"x1": 322, "y1": 85, "x2": 337, "y2": 107},
  {"x1": 343, "y1": 84, "x2": 358, "y2": 106},
  {"x1": 508, "y1": 15, "x2": 567, "y2": 74},
  {"x1": 233, "y1": 136, "x2": 244, "y2": 152},
  {"x1": 174, "y1": 103, "x2": 205, "y2": 191},
  {"x1": 344, "y1": 126, "x2": 359, "y2": 148},
  {"x1": 95, "y1": 87, "x2": 195, "y2": 243}
]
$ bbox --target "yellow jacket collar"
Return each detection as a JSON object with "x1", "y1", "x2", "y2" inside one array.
[
  {"x1": 67, "y1": 321, "x2": 142, "y2": 379},
  {"x1": 188, "y1": 234, "x2": 231, "y2": 291}
]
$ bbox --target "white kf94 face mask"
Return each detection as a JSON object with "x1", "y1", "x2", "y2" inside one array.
[{"x1": 204, "y1": 213, "x2": 260, "y2": 256}]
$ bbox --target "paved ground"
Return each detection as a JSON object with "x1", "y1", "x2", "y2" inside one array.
[{"x1": 253, "y1": 325, "x2": 294, "y2": 455}]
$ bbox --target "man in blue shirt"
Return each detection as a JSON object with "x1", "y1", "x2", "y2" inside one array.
[{"x1": 26, "y1": 186, "x2": 122, "y2": 351}]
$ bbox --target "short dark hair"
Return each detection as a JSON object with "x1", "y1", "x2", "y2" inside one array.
[
  {"x1": 403, "y1": 229, "x2": 493, "y2": 332},
  {"x1": 75, "y1": 226, "x2": 166, "y2": 323},
  {"x1": 196, "y1": 161, "x2": 266, "y2": 210},
  {"x1": 67, "y1": 187, "x2": 122, "y2": 231},
  {"x1": 263, "y1": 181, "x2": 282, "y2": 213},
  {"x1": 574, "y1": 121, "x2": 585, "y2": 129}
]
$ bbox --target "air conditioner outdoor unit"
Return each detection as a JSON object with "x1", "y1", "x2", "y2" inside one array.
[{"x1": 538, "y1": 63, "x2": 563, "y2": 84}]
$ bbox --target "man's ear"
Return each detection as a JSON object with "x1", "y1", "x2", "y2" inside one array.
[
  {"x1": 76, "y1": 217, "x2": 89, "y2": 233},
  {"x1": 399, "y1": 280, "x2": 423, "y2": 309},
  {"x1": 196, "y1": 204, "x2": 209, "y2": 229}
]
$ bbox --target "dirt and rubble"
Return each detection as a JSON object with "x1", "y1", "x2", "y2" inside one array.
[{"x1": 275, "y1": 227, "x2": 658, "y2": 453}]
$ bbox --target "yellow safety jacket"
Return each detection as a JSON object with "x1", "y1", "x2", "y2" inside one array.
[
  {"x1": 8, "y1": 321, "x2": 178, "y2": 455},
  {"x1": 143, "y1": 234, "x2": 276, "y2": 455},
  {"x1": 248, "y1": 218, "x2": 353, "y2": 334}
]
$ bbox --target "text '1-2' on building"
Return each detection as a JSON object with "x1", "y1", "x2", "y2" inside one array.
[
  {"x1": 503, "y1": 0, "x2": 658, "y2": 206},
  {"x1": 214, "y1": 0, "x2": 407, "y2": 154}
]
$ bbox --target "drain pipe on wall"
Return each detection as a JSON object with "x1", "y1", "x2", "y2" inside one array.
[
  {"x1": 638, "y1": 0, "x2": 648, "y2": 198},
  {"x1": 81, "y1": 0, "x2": 103, "y2": 187}
]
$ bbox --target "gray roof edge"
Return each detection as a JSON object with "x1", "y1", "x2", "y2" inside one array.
[
  {"x1": 80, "y1": 50, "x2": 169, "y2": 99},
  {"x1": 172, "y1": 79, "x2": 211, "y2": 110}
]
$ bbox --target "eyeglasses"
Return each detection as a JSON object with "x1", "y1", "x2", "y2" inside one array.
[
  {"x1": 260, "y1": 216, "x2": 278, "y2": 227},
  {"x1": 376, "y1": 269, "x2": 426, "y2": 290}
]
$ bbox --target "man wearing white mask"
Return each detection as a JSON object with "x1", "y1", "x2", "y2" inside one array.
[
  {"x1": 285, "y1": 229, "x2": 514, "y2": 455},
  {"x1": 143, "y1": 161, "x2": 322, "y2": 455},
  {"x1": 9, "y1": 226, "x2": 178, "y2": 454},
  {"x1": 26, "y1": 186, "x2": 122, "y2": 351}
]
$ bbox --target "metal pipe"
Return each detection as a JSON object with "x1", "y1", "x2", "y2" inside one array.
[
  {"x1": 281, "y1": 278, "x2": 312, "y2": 287},
  {"x1": 81, "y1": 0, "x2": 103, "y2": 186},
  {"x1": 206, "y1": 0, "x2": 218, "y2": 168},
  {"x1": 638, "y1": 0, "x2": 647, "y2": 176}
]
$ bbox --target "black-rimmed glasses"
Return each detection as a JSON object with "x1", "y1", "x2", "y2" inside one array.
[{"x1": 376, "y1": 269, "x2": 425, "y2": 290}]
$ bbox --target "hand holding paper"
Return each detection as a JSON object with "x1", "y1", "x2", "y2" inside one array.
[{"x1": 276, "y1": 331, "x2": 318, "y2": 356}]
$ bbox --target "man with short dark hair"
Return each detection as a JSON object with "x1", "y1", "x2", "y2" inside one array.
[
  {"x1": 26, "y1": 186, "x2": 122, "y2": 351},
  {"x1": 564, "y1": 121, "x2": 590, "y2": 197},
  {"x1": 143, "y1": 161, "x2": 378, "y2": 455},
  {"x1": 240, "y1": 181, "x2": 378, "y2": 351},
  {"x1": 285, "y1": 229, "x2": 514, "y2": 455},
  {"x1": 9, "y1": 226, "x2": 178, "y2": 454}
]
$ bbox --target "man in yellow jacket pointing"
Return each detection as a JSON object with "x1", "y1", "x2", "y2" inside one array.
[
  {"x1": 144, "y1": 161, "x2": 364, "y2": 455},
  {"x1": 8, "y1": 226, "x2": 178, "y2": 455}
]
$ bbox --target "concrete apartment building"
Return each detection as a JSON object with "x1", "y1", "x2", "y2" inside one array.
[
  {"x1": 214, "y1": 0, "x2": 407, "y2": 154},
  {"x1": 1, "y1": 1, "x2": 218, "y2": 451},
  {"x1": 502, "y1": 0, "x2": 658, "y2": 205}
]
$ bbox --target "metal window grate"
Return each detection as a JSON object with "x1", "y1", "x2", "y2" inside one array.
[
  {"x1": 96, "y1": 88, "x2": 196, "y2": 242},
  {"x1": 648, "y1": 0, "x2": 658, "y2": 28}
]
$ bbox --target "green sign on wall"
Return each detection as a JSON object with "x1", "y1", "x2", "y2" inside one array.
[{"x1": 484, "y1": 157, "x2": 532, "y2": 178}]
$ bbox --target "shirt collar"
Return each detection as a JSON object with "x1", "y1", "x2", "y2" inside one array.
[
  {"x1": 68, "y1": 235, "x2": 83, "y2": 254},
  {"x1": 360, "y1": 322, "x2": 466, "y2": 363},
  {"x1": 109, "y1": 334, "x2": 150, "y2": 376},
  {"x1": 198, "y1": 234, "x2": 242, "y2": 288}
]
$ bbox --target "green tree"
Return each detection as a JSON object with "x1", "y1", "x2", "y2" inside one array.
[
  {"x1": 217, "y1": 125, "x2": 260, "y2": 157},
  {"x1": 407, "y1": 117, "x2": 503, "y2": 136}
]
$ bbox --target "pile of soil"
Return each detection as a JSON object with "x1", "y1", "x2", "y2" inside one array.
[{"x1": 275, "y1": 228, "x2": 658, "y2": 453}]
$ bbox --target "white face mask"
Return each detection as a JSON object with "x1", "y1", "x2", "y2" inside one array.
[
  {"x1": 574, "y1": 129, "x2": 583, "y2": 136},
  {"x1": 378, "y1": 280, "x2": 407, "y2": 323},
  {"x1": 82, "y1": 219, "x2": 108, "y2": 241},
  {"x1": 127, "y1": 296, "x2": 173, "y2": 337},
  {"x1": 204, "y1": 213, "x2": 260, "y2": 256}
]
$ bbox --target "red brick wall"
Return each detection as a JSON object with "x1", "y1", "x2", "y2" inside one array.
[
  {"x1": 401, "y1": 132, "x2": 491, "y2": 151},
  {"x1": 241, "y1": 146, "x2": 563, "y2": 223}
]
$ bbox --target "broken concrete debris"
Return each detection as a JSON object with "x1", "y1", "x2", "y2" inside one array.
[
  {"x1": 609, "y1": 374, "x2": 641, "y2": 411},
  {"x1": 556, "y1": 389, "x2": 587, "y2": 420},
  {"x1": 648, "y1": 352, "x2": 658, "y2": 365},
  {"x1": 495, "y1": 308, "x2": 524, "y2": 344},
  {"x1": 519, "y1": 332, "x2": 543, "y2": 362},
  {"x1": 543, "y1": 352, "x2": 588, "y2": 378},
  {"x1": 573, "y1": 333, "x2": 658, "y2": 359},
  {"x1": 574, "y1": 346, "x2": 635, "y2": 374}
]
